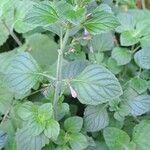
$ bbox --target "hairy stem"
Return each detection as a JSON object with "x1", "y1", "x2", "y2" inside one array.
[
  {"x1": 2, "y1": 20, "x2": 23, "y2": 47},
  {"x1": 53, "y1": 29, "x2": 70, "y2": 108}
]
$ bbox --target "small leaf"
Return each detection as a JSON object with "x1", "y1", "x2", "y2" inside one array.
[
  {"x1": 134, "y1": 48, "x2": 150, "y2": 69},
  {"x1": 25, "y1": 1, "x2": 58, "y2": 27},
  {"x1": 71, "y1": 64, "x2": 122, "y2": 105},
  {"x1": 103, "y1": 127, "x2": 130, "y2": 150},
  {"x1": 44, "y1": 119, "x2": 60, "y2": 140},
  {"x1": 69, "y1": 133, "x2": 88, "y2": 150},
  {"x1": 83, "y1": 11, "x2": 119, "y2": 35},
  {"x1": 111, "y1": 47, "x2": 132, "y2": 65},
  {"x1": 84, "y1": 105, "x2": 109, "y2": 132},
  {"x1": 64, "y1": 116, "x2": 83, "y2": 133},
  {"x1": 5, "y1": 52, "x2": 41, "y2": 97}
]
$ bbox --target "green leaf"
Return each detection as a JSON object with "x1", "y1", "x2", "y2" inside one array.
[
  {"x1": 44, "y1": 119, "x2": 60, "y2": 140},
  {"x1": 129, "y1": 77, "x2": 148, "y2": 94},
  {"x1": 64, "y1": 116, "x2": 83, "y2": 133},
  {"x1": 0, "y1": 80, "x2": 13, "y2": 114},
  {"x1": 91, "y1": 32, "x2": 114, "y2": 52},
  {"x1": 26, "y1": 33, "x2": 58, "y2": 70},
  {"x1": 16, "y1": 127, "x2": 49, "y2": 150},
  {"x1": 0, "y1": 130, "x2": 7, "y2": 149},
  {"x1": 120, "y1": 30, "x2": 140, "y2": 46},
  {"x1": 103, "y1": 127, "x2": 130, "y2": 150},
  {"x1": 55, "y1": 1, "x2": 85, "y2": 25},
  {"x1": 27, "y1": 120, "x2": 45, "y2": 136},
  {"x1": 84, "y1": 105, "x2": 109, "y2": 132},
  {"x1": 134, "y1": 48, "x2": 150, "y2": 69},
  {"x1": 89, "y1": 52, "x2": 104, "y2": 64},
  {"x1": 54, "y1": 103, "x2": 69, "y2": 121},
  {"x1": 122, "y1": 94, "x2": 150, "y2": 116},
  {"x1": 0, "y1": 50, "x2": 17, "y2": 73},
  {"x1": 116, "y1": 13, "x2": 136, "y2": 33},
  {"x1": 83, "y1": 11, "x2": 119, "y2": 35},
  {"x1": 71, "y1": 64, "x2": 122, "y2": 105},
  {"x1": 25, "y1": 1, "x2": 58, "y2": 27},
  {"x1": 106, "y1": 57, "x2": 123, "y2": 75},
  {"x1": 133, "y1": 120, "x2": 150, "y2": 150},
  {"x1": 14, "y1": 0, "x2": 36, "y2": 33},
  {"x1": 62, "y1": 60, "x2": 89, "y2": 79},
  {"x1": 69, "y1": 133, "x2": 88, "y2": 150},
  {"x1": 0, "y1": 22, "x2": 9, "y2": 46},
  {"x1": 87, "y1": 141, "x2": 109, "y2": 150},
  {"x1": 38, "y1": 103, "x2": 54, "y2": 120},
  {"x1": 5, "y1": 52, "x2": 41, "y2": 97},
  {"x1": 111, "y1": 47, "x2": 132, "y2": 65},
  {"x1": 140, "y1": 35, "x2": 150, "y2": 48},
  {"x1": 17, "y1": 102, "x2": 33, "y2": 121},
  {"x1": 56, "y1": 145, "x2": 71, "y2": 150}
]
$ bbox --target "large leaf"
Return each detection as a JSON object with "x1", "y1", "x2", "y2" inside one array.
[
  {"x1": 111, "y1": 47, "x2": 132, "y2": 65},
  {"x1": 26, "y1": 33, "x2": 58, "y2": 70},
  {"x1": 25, "y1": 1, "x2": 58, "y2": 27},
  {"x1": 83, "y1": 11, "x2": 119, "y2": 35},
  {"x1": 84, "y1": 105, "x2": 109, "y2": 132},
  {"x1": 16, "y1": 127, "x2": 49, "y2": 150},
  {"x1": 64, "y1": 116, "x2": 83, "y2": 133},
  {"x1": 5, "y1": 52, "x2": 41, "y2": 96},
  {"x1": 133, "y1": 120, "x2": 150, "y2": 150},
  {"x1": 134, "y1": 48, "x2": 150, "y2": 69},
  {"x1": 71, "y1": 64, "x2": 122, "y2": 105},
  {"x1": 103, "y1": 127, "x2": 130, "y2": 150}
]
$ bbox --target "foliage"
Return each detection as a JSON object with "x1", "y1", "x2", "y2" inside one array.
[{"x1": 0, "y1": 0, "x2": 150, "y2": 150}]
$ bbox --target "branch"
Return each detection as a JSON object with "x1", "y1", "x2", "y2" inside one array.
[{"x1": 2, "y1": 20, "x2": 23, "y2": 47}]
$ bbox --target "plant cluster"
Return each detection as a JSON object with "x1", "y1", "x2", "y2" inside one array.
[{"x1": 0, "y1": 0, "x2": 150, "y2": 150}]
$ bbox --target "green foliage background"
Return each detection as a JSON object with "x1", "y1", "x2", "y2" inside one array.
[{"x1": 0, "y1": 0, "x2": 150, "y2": 150}]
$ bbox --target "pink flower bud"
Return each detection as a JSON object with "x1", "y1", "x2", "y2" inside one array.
[{"x1": 69, "y1": 86, "x2": 77, "y2": 98}]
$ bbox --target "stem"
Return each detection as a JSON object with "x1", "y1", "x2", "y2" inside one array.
[
  {"x1": 141, "y1": 0, "x2": 146, "y2": 9},
  {"x1": 53, "y1": 29, "x2": 70, "y2": 108},
  {"x1": 2, "y1": 20, "x2": 23, "y2": 47}
]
